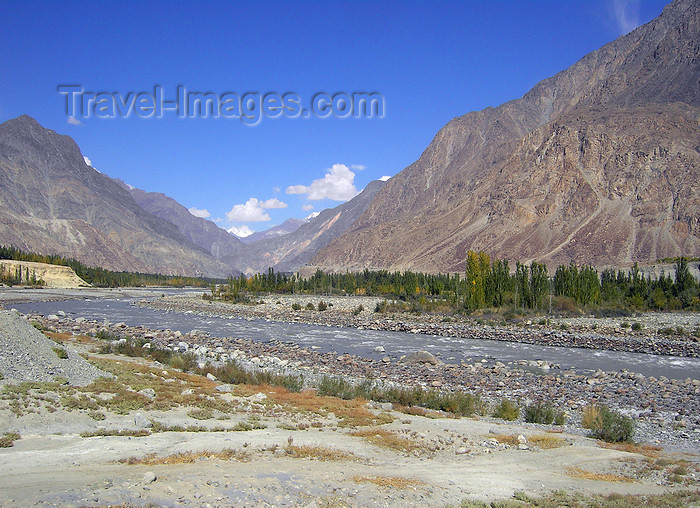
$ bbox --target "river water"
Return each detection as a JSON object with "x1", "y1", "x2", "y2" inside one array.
[{"x1": 11, "y1": 293, "x2": 700, "y2": 381}]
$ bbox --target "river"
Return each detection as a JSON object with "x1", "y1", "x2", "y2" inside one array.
[{"x1": 8, "y1": 289, "x2": 700, "y2": 381}]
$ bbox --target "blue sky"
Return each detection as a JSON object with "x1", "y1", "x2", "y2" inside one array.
[{"x1": 0, "y1": 0, "x2": 669, "y2": 236}]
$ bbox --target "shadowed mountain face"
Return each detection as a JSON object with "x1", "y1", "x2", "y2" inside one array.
[
  {"x1": 121, "y1": 184, "x2": 246, "y2": 271},
  {"x1": 311, "y1": 0, "x2": 700, "y2": 273},
  {"x1": 0, "y1": 115, "x2": 231, "y2": 277},
  {"x1": 239, "y1": 218, "x2": 307, "y2": 244},
  {"x1": 221, "y1": 180, "x2": 386, "y2": 274}
]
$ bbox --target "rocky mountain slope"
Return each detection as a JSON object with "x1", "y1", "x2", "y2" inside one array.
[
  {"x1": 239, "y1": 218, "x2": 307, "y2": 244},
  {"x1": 222, "y1": 180, "x2": 385, "y2": 274},
  {"x1": 0, "y1": 116, "x2": 230, "y2": 277},
  {"x1": 311, "y1": 0, "x2": 700, "y2": 273},
  {"x1": 119, "y1": 183, "x2": 246, "y2": 270}
]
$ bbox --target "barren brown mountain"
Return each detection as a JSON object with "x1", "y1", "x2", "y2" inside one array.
[
  {"x1": 0, "y1": 115, "x2": 231, "y2": 277},
  {"x1": 310, "y1": 0, "x2": 700, "y2": 273}
]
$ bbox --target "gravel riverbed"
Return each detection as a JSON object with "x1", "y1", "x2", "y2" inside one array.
[{"x1": 20, "y1": 304, "x2": 700, "y2": 454}]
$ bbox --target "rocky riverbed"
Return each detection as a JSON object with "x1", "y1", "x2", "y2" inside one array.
[
  {"x1": 20, "y1": 309, "x2": 700, "y2": 454},
  {"x1": 139, "y1": 294, "x2": 700, "y2": 358}
]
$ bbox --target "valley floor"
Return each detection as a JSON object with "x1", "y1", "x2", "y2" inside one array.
[{"x1": 0, "y1": 289, "x2": 699, "y2": 506}]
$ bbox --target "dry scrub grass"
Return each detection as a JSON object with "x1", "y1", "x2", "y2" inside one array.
[
  {"x1": 119, "y1": 448, "x2": 250, "y2": 465},
  {"x1": 235, "y1": 385, "x2": 389, "y2": 427},
  {"x1": 492, "y1": 434, "x2": 520, "y2": 446},
  {"x1": 566, "y1": 467, "x2": 636, "y2": 483},
  {"x1": 601, "y1": 442, "x2": 663, "y2": 458},
  {"x1": 45, "y1": 331, "x2": 93, "y2": 344},
  {"x1": 529, "y1": 434, "x2": 566, "y2": 449},
  {"x1": 352, "y1": 475, "x2": 423, "y2": 489},
  {"x1": 284, "y1": 444, "x2": 357, "y2": 461},
  {"x1": 350, "y1": 427, "x2": 426, "y2": 454}
]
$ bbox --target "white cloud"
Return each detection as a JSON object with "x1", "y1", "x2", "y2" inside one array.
[
  {"x1": 83, "y1": 156, "x2": 92, "y2": 167},
  {"x1": 67, "y1": 117, "x2": 82, "y2": 126},
  {"x1": 285, "y1": 163, "x2": 358, "y2": 201},
  {"x1": 225, "y1": 197, "x2": 287, "y2": 222},
  {"x1": 188, "y1": 207, "x2": 211, "y2": 219},
  {"x1": 350, "y1": 164, "x2": 366, "y2": 171},
  {"x1": 306, "y1": 211, "x2": 320, "y2": 220},
  {"x1": 301, "y1": 204, "x2": 314, "y2": 211},
  {"x1": 379, "y1": 175, "x2": 391, "y2": 182},
  {"x1": 260, "y1": 198, "x2": 287, "y2": 209},
  {"x1": 228, "y1": 225, "x2": 255, "y2": 238},
  {"x1": 610, "y1": 0, "x2": 640, "y2": 35},
  {"x1": 273, "y1": 186, "x2": 281, "y2": 193}
]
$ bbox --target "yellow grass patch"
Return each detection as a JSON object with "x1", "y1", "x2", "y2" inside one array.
[
  {"x1": 119, "y1": 448, "x2": 250, "y2": 465},
  {"x1": 234, "y1": 386, "x2": 386, "y2": 427},
  {"x1": 528, "y1": 434, "x2": 566, "y2": 449},
  {"x1": 491, "y1": 433, "x2": 519, "y2": 446},
  {"x1": 352, "y1": 475, "x2": 423, "y2": 489},
  {"x1": 601, "y1": 442, "x2": 663, "y2": 458},
  {"x1": 565, "y1": 467, "x2": 635, "y2": 483},
  {"x1": 284, "y1": 444, "x2": 358, "y2": 461},
  {"x1": 350, "y1": 427, "x2": 426, "y2": 454}
]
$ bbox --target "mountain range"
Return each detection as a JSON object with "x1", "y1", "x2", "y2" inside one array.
[
  {"x1": 310, "y1": 0, "x2": 699, "y2": 272},
  {"x1": 1, "y1": 0, "x2": 698, "y2": 276}
]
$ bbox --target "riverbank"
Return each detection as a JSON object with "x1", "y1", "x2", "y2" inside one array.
[
  {"x1": 140, "y1": 293, "x2": 700, "y2": 358},
  {"x1": 19, "y1": 310, "x2": 700, "y2": 453},
  {"x1": 2, "y1": 323, "x2": 697, "y2": 506}
]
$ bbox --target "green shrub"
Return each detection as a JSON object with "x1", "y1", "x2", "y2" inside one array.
[
  {"x1": 352, "y1": 305, "x2": 364, "y2": 316},
  {"x1": 621, "y1": 321, "x2": 630, "y2": 329},
  {"x1": 631, "y1": 322, "x2": 643, "y2": 331},
  {"x1": 305, "y1": 302, "x2": 315, "y2": 311},
  {"x1": 588, "y1": 405, "x2": 634, "y2": 443},
  {"x1": 291, "y1": 302, "x2": 301, "y2": 311},
  {"x1": 523, "y1": 402, "x2": 566, "y2": 425},
  {"x1": 492, "y1": 399, "x2": 519, "y2": 421},
  {"x1": 52, "y1": 347, "x2": 68, "y2": 359},
  {"x1": 317, "y1": 301, "x2": 328, "y2": 311},
  {"x1": 374, "y1": 300, "x2": 388, "y2": 313},
  {"x1": 0, "y1": 432, "x2": 20, "y2": 448}
]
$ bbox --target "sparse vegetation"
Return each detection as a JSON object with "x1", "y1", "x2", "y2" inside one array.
[
  {"x1": 350, "y1": 427, "x2": 426, "y2": 454},
  {"x1": 52, "y1": 347, "x2": 68, "y2": 359},
  {"x1": 353, "y1": 475, "x2": 423, "y2": 489},
  {"x1": 492, "y1": 399, "x2": 519, "y2": 421},
  {"x1": 528, "y1": 434, "x2": 566, "y2": 449},
  {"x1": 284, "y1": 444, "x2": 357, "y2": 461},
  {"x1": 0, "y1": 432, "x2": 21, "y2": 448},
  {"x1": 586, "y1": 405, "x2": 635, "y2": 443},
  {"x1": 523, "y1": 402, "x2": 566, "y2": 425},
  {"x1": 565, "y1": 467, "x2": 635, "y2": 483},
  {"x1": 317, "y1": 376, "x2": 483, "y2": 417},
  {"x1": 119, "y1": 448, "x2": 250, "y2": 465},
  {"x1": 80, "y1": 429, "x2": 150, "y2": 438}
]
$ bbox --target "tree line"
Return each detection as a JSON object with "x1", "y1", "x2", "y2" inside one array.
[
  {"x1": 0, "y1": 245, "x2": 214, "y2": 288},
  {"x1": 211, "y1": 252, "x2": 699, "y2": 313}
]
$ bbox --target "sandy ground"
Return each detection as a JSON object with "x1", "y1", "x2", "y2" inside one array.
[{"x1": 1, "y1": 343, "x2": 697, "y2": 507}]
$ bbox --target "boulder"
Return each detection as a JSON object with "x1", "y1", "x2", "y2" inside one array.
[{"x1": 400, "y1": 350, "x2": 443, "y2": 365}]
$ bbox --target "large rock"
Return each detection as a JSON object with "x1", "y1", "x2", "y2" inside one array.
[{"x1": 400, "y1": 350, "x2": 443, "y2": 366}]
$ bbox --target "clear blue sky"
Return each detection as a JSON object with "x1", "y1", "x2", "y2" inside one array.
[{"x1": 0, "y1": 0, "x2": 669, "y2": 236}]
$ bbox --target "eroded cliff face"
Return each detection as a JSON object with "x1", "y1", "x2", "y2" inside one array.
[{"x1": 310, "y1": 0, "x2": 700, "y2": 272}]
